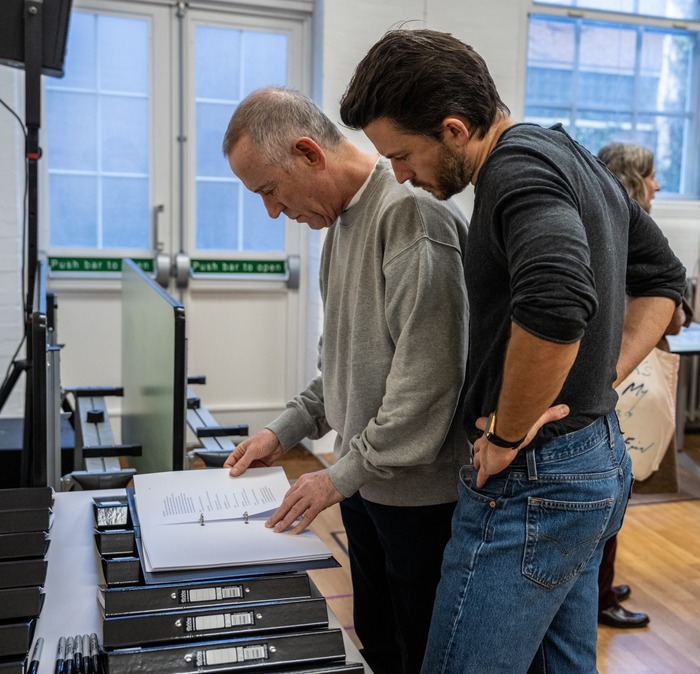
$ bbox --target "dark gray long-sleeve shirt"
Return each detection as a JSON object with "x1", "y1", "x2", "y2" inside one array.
[{"x1": 464, "y1": 123, "x2": 686, "y2": 444}]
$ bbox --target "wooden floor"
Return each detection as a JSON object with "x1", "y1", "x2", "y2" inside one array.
[{"x1": 278, "y1": 438, "x2": 700, "y2": 673}]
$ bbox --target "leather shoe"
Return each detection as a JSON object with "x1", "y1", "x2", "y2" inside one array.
[
  {"x1": 613, "y1": 584, "x2": 631, "y2": 602},
  {"x1": 598, "y1": 605, "x2": 650, "y2": 628}
]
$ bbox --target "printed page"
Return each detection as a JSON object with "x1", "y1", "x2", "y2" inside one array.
[{"x1": 133, "y1": 467, "x2": 290, "y2": 525}]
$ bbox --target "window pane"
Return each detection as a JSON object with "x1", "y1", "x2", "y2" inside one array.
[
  {"x1": 243, "y1": 190, "x2": 285, "y2": 251},
  {"x1": 103, "y1": 177, "x2": 149, "y2": 248},
  {"x1": 195, "y1": 25, "x2": 288, "y2": 252},
  {"x1": 197, "y1": 181, "x2": 240, "y2": 250},
  {"x1": 99, "y1": 16, "x2": 149, "y2": 94},
  {"x1": 534, "y1": 0, "x2": 700, "y2": 21},
  {"x1": 525, "y1": 15, "x2": 698, "y2": 198},
  {"x1": 46, "y1": 91, "x2": 97, "y2": 170},
  {"x1": 46, "y1": 11, "x2": 150, "y2": 251},
  {"x1": 101, "y1": 96, "x2": 149, "y2": 173},
  {"x1": 196, "y1": 102, "x2": 235, "y2": 178},
  {"x1": 196, "y1": 27, "x2": 242, "y2": 99},
  {"x1": 49, "y1": 175, "x2": 98, "y2": 248}
]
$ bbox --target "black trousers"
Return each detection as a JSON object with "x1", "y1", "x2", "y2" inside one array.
[
  {"x1": 339, "y1": 492, "x2": 456, "y2": 674},
  {"x1": 597, "y1": 532, "x2": 618, "y2": 612}
]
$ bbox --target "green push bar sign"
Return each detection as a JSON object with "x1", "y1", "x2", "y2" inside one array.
[
  {"x1": 191, "y1": 259, "x2": 285, "y2": 275},
  {"x1": 48, "y1": 257, "x2": 154, "y2": 273},
  {"x1": 48, "y1": 257, "x2": 285, "y2": 275}
]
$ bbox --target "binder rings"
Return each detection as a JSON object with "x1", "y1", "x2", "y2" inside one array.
[
  {"x1": 103, "y1": 628, "x2": 347, "y2": 674},
  {"x1": 102, "y1": 596, "x2": 329, "y2": 648},
  {"x1": 98, "y1": 572, "x2": 312, "y2": 617}
]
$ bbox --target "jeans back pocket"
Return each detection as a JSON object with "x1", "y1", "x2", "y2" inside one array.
[{"x1": 523, "y1": 496, "x2": 614, "y2": 589}]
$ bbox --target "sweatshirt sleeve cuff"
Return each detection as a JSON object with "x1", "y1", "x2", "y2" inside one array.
[
  {"x1": 328, "y1": 450, "x2": 376, "y2": 498},
  {"x1": 266, "y1": 408, "x2": 313, "y2": 452}
]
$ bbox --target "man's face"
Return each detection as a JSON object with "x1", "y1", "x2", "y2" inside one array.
[
  {"x1": 228, "y1": 135, "x2": 338, "y2": 230},
  {"x1": 363, "y1": 118, "x2": 471, "y2": 200}
]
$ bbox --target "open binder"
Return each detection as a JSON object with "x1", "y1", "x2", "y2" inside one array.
[{"x1": 128, "y1": 467, "x2": 337, "y2": 584}]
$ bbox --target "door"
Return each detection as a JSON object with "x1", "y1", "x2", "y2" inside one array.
[{"x1": 44, "y1": 0, "x2": 315, "y2": 440}]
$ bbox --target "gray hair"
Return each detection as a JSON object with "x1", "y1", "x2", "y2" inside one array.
[
  {"x1": 222, "y1": 87, "x2": 345, "y2": 166},
  {"x1": 597, "y1": 142, "x2": 655, "y2": 210}
]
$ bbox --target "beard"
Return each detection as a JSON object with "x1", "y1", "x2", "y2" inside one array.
[{"x1": 411, "y1": 144, "x2": 470, "y2": 200}]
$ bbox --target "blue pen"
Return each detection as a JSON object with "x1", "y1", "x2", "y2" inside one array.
[
  {"x1": 27, "y1": 637, "x2": 43, "y2": 674},
  {"x1": 55, "y1": 636, "x2": 65, "y2": 674}
]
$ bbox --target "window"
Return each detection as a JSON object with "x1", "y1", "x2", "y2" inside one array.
[
  {"x1": 46, "y1": 11, "x2": 150, "y2": 249},
  {"x1": 194, "y1": 25, "x2": 288, "y2": 252},
  {"x1": 45, "y1": 3, "x2": 295, "y2": 257},
  {"x1": 525, "y1": 3, "x2": 700, "y2": 199}
]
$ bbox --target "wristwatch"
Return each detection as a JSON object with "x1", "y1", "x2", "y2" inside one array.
[{"x1": 485, "y1": 411, "x2": 526, "y2": 450}]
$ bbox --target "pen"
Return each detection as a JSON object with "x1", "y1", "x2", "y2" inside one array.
[
  {"x1": 88, "y1": 633, "x2": 100, "y2": 674},
  {"x1": 64, "y1": 636, "x2": 74, "y2": 674},
  {"x1": 27, "y1": 637, "x2": 43, "y2": 674},
  {"x1": 73, "y1": 635, "x2": 82, "y2": 674},
  {"x1": 81, "y1": 635, "x2": 90, "y2": 674},
  {"x1": 55, "y1": 636, "x2": 65, "y2": 674}
]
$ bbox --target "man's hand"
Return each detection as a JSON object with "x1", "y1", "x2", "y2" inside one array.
[
  {"x1": 266, "y1": 469, "x2": 344, "y2": 535},
  {"x1": 224, "y1": 428, "x2": 284, "y2": 476},
  {"x1": 473, "y1": 404, "x2": 570, "y2": 488}
]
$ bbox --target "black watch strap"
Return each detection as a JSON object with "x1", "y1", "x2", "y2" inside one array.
[{"x1": 485, "y1": 412, "x2": 526, "y2": 450}]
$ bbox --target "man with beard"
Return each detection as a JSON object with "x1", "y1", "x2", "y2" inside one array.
[{"x1": 339, "y1": 29, "x2": 687, "y2": 674}]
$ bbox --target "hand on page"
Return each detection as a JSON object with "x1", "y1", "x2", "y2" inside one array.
[
  {"x1": 266, "y1": 469, "x2": 344, "y2": 535},
  {"x1": 225, "y1": 428, "x2": 284, "y2": 476}
]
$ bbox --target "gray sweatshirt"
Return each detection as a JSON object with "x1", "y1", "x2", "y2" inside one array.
[{"x1": 267, "y1": 160, "x2": 470, "y2": 506}]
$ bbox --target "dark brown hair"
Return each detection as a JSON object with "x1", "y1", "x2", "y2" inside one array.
[{"x1": 340, "y1": 28, "x2": 509, "y2": 139}]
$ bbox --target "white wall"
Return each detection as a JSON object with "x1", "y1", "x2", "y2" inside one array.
[{"x1": 0, "y1": 68, "x2": 26, "y2": 417}]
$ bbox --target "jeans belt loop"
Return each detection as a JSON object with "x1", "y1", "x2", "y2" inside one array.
[
  {"x1": 525, "y1": 447, "x2": 538, "y2": 481},
  {"x1": 604, "y1": 412, "x2": 614, "y2": 448}
]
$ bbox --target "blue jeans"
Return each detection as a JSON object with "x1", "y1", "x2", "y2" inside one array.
[{"x1": 421, "y1": 412, "x2": 632, "y2": 674}]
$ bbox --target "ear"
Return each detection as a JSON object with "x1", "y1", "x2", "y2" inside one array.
[
  {"x1": 440, "y1": 117, "x2": 470, "y2": 148},
  {"x1": 292, "y1": 137, "x2": 326, "y2": 170}
]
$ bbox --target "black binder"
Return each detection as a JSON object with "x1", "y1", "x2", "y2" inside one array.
[
  {"x1": 0, "y1": 488, "x2": 52, "y2": 511},
  {"x1": 124, "y1": 488, "x2": 339, "y2": 586},
  {"x1": 94, "y1": 529, "x2": 135, "y2": 557},
  {"x1": 98, "y1": 572, "x2": 312, "y2": 617},
  {"x1": 266, "y1": 664, "x2": 364, "y2": 673},
  {"x1": 102, "y1": 596, "x2": 329, "y2": 648},
  {"x1": 0, "y1": 587, "x2": 44, "y2": 620},
  {"x1": 0, "y1": 658, "x2": 26, "y2": 674},
  {"x1": 0, "y1": 509, "x2": 51, "y2": 535},
  {"x1": 0, "y1": 619, "x2": 35, "y2": 657},
  {"x1": 0, "y1": 531, "x2": 49, "y2": 560},
  {"x1": 0, "y1": 559, "x2": 47, "y2": 589},
  {"x1": 100, "y1": 556, "x2": 142, "y2": 587},
  {"x1": 103, "y1": 628, "x2": 347, "y2": 674}
]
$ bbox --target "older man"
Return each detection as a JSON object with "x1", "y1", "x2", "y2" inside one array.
[
  {"x1": 340, "y1": 28, "x2": 686, "y2": 674},
  {"x1": 221, "y1": 86, "x2": 470, "y2": 674}
]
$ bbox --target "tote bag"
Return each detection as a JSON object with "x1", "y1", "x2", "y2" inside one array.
[{"x1": 614, "y1": 347, "x2": 680, "y2": 481}]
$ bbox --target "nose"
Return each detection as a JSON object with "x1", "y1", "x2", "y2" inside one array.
[
  {"x1": 262, "y1": 194, "x2": 284, "y2": 219},
  {"x1": 390, "y1": 159, "x2": 414, "y2": 184}
]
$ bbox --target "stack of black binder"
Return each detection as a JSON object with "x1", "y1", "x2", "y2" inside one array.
[
  {"x1": 0, "y1": 487, "x2": 53, "y2": 674},
  {"x1": 93, "y1": 497, "x2": 364, "y2": 673}
]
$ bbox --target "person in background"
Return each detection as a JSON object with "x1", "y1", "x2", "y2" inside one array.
[
  {"x1": 339, "y1": 28, "x2": 687, "y2": 674},
  {"x1": 596, "y1": 141, "x2": 693, "y2": 628},
  {"x1": 220, "y1": 86, "x2": 470, "y2": 674}
]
